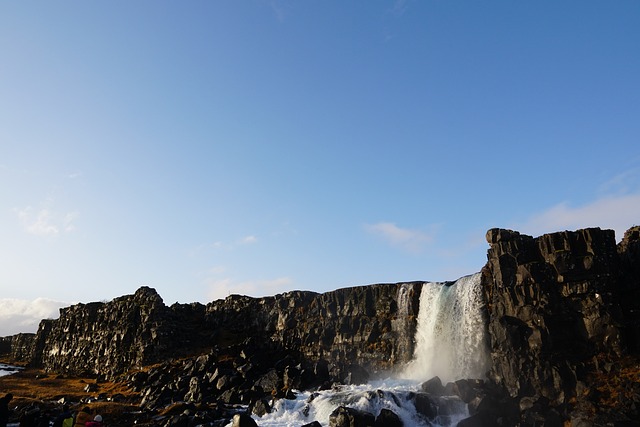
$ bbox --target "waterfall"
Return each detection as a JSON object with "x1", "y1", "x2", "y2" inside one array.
[
  {"x1": 393, "y1": 282, "x2": 417, "y2": 362},
  {"x1": 236, "y1": 274, "x2": 490, "y2": 426},
  {"x1": 403, "y1": 273, "x2": 489, "y2": 384}
]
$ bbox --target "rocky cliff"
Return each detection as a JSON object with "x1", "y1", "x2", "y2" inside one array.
[
  {"x1": 2, "y1": 226, "x2": 640, "y2": 426},
  {"x1": 205, "y1": 282, "x2": 422, "y2": 371},
  {"x1": 7, "y1": 281, "x2": 423, "y2": 380},
  {"x1": 480, "y1": 226, "x2": 640, "y2": 424}
]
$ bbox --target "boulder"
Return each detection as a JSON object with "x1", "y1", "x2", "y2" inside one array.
[
  {"x1": 421, "y1": 376, "x2": 444, "y2": 395},
  {"x1": 232, "y1": 413, "x2": 258, "y2": 427},
  {"x1": 375, "y1": 408, "x2": 403, "y2": 427},
  {"x1": 329, "y1": 406, "x2": 375, "y2": 427}
]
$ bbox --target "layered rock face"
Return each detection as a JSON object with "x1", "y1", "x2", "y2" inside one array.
[
  {"x1": 26, "y1": 287, "x2": 211, "y2": 377},
  {"x1": 481, "y1": 226, "x2": 640, "y2": 409},
  {"x1": 0, "y1": 333, "x2": 36, "y2": 362},
  {"x1": 206, "y1": 282, "x2": 422, "y2": 372},
  {"x1": 617, "y1": 226, "x2": 640, "y2": 351},
  {"x1": 17, "y1": 281, "x2": 422, "y2": 379}
]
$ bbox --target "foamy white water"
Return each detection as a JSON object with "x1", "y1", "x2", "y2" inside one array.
[
  {"x1": 232, "y1": 273, "x2": 489, "y2": 426},
  {"x1": 233, "y1": 379, "x2": 467, "y2": 427}
]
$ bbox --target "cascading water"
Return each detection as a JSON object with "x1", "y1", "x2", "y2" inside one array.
[
  {"x1": 235, "y1": 273, "x2": 489, "y2": 427},
  {"x1": 403, "y1": 273, "x2": 490, "y2": 383}
]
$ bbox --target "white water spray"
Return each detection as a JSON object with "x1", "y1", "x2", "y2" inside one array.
[
  {"x1": 233, "y1": 274, "x2": 490, "y2": 426},
  {"x1": 403, "y1": 273, "x2": 490, "y2": 383}
]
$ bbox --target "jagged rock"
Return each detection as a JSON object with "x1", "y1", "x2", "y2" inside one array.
[
  {"x1": 183, "y1": 376, "x2": 202, "y2": 402},
  {"x1": 452, "y1": 379, "x2": 485, "y2": 403},
  {"x1": 231, "y1": 413, "x2": 258, "y2": 427},
  {"x1": 254, "y1": 368, "x2": 281, "y2": 395},
  {"x1": 249, "y1": 397, "x2": 271, "y2": 417},
  {"x1": 485, "y1": 228, "x2": 529, "y2": 244},
  {"x1": 3, "y1": 281, "x2": 424, "y2": 381},
  {"x1": 329, "y1": 406, "x2": 375, "y2": 427},
  {"x1": 482, "y1": 228, "x2": 624, "y2": 404},
  {"x1": 618, "y1": 225, "x2": 640, "y2": 352},
  {"x1": 83, "y1": 383, "x2": 98, "y2": 393},
  {"x1": 409, "y1": 392, "x2": 437, "y2": 420},
  {"x1": 375, "y1": 408, "x2": 403, "y2": 427},
  {"x1": 421, "y1": 376, "x2": 444, "y2": 395},
  {"x1": 342, "y1": 363, "x2": 370, "y2": 385}
]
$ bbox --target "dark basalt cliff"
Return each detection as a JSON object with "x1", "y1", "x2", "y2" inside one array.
[
  {"x1": 7, "y1": 281, "x2": 423, "y2": 380},
  {"x1": 483, "y1": 227, "x2": 623, "y2": 402},
  {"x1": 2, "y1": 226, "x2": 640, "y2": 426},
  {"x1": 480, "y1": 226, "x2": 640, "y2": 424}
]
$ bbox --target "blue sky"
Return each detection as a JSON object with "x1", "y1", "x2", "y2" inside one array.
[{"x1": 1, "y1": 1, "x2": 639, "y2": 335}]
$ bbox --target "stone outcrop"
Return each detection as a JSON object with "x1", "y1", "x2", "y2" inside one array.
[
  {"x1": 480, "y1": 226, "x2": 640, "y2": 424},
  {"x1": 617, "y1": 226, "x2": 640, "y2": 352},
  {"x1": 19, "y1": 287, "x2": 211, "y2": 377},
  {"x1": 8, "y1": 281, "x2": 423, "y2": 380},
  {"x1": 205, "y1": 282, "x2": 422, "y2": 372},
  {"x1": 0, "y1": 333, "x2": 36, "y2": 362}
]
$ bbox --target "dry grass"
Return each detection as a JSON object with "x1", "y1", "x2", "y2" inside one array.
[
  {"x1": 0, "y1": 366, "x2": 141, "y2": 420},
  {"x1": 589, "y1": 355, "x2": 640, "y2": 413}
]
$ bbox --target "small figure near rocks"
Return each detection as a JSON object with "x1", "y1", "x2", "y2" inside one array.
[
  {"x1": 73, "y1": 407, "x2": 92, "y2": 427},
  {"x1": 52, "y1": 405, "x2": 74, "y2": 427},
  {"x1": 0, "y1": 394, "x2": 13, "y2": 427},
  {"x1": 85, "y1": 414, "x2": 104, "y2": 427}
]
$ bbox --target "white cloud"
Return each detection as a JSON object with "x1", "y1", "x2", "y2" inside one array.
[
  {"x1": 391, "y1": 0, "x2": 408, "y2": 16},
  {"x1": 239, "y1": 235, "x2": 258, "y2": 245},
  {"x1": 516, "y1": 193, "x2": 640, "y2": 241},
  {"x1": 208, "y1": 265, "x2": 227, "y2": 275},
  {"x1": 365, "y1": 222, "x2": 434, "y2": 253},
  {"x1": 598, "y1": 168, "x2": 640, "y2": 195},
  {"x1": 17, "y1": 208, "x2": 58, "y2": 236},
  {"x1": 15, "y1": 206, "x2": 79, "y2": 236},
  {"x1": 0, "y1": 298, "x2": 69, "y2": 337},
  {"x1": 206, "y1": 276, "x2": 293, "y2": 301},
  {"x1": 189, "y1": 236, "x2": 257, "y2": 257},
  {"x1": 64, "y1": 212, "x2": 79, "y2": 232}
]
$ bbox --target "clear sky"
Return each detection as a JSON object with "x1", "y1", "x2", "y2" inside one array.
[{"x1": 1, "y1": 1, "x2": 639, "y2": 336}]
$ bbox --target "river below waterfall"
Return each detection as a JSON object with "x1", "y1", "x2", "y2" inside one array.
[{"x1": 229, "y1": 273, "x2": 489, "y2": 427}]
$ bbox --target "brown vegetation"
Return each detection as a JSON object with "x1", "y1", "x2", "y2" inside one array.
[{"x1": 0, "y1": 365, "x2": 140, "y2": 421}]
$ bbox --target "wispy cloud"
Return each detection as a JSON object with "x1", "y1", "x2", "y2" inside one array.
[
  {"x1": 0, "y1": 298, "x2": 69, "y2": 336},
  {"x1": 64, "y1": 212, "x2": 79, "y2": 232},
  {"x1": 391, "y1": 0, "x2": 408, "y2": 16},
  {"x1": 269, "y1": 0, "x2": 289, "y2": 23},
  {"x1": 516, "y1": 193, "x2": 640, "y2": 241},
  {"x1": 15, "y1": 207, "x2": 79, "y2": 236},
  {"x1": 189, "y1": 235, "x2": 258, "y2": 256},
  {"x1": 16, "y1": 208, "x2": 58, "y2": 236},
  {"x1": 239, "y1": 235, "x2": 258, "y2": 245},
  {"x1": 206, "y1": 276, "x2": 293, "y2": 301},
  {"x1": 597, "y1": 168, "x2": 640, "y2": 196},
  {"x1": 365, "y1": 222, "x2": 434, "y2": 253}
]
